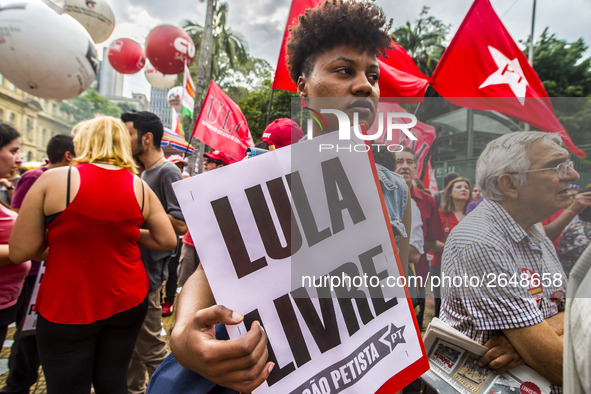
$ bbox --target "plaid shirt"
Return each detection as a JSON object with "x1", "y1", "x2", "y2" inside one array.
[{"x1": 440, "y1": 199, "x2": 566, "y2": 392}]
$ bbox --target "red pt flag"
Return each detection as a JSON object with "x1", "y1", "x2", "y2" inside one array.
[
  {"x1": 192, "y1": 81, "x2": 254, "y2": 160},
  {"x1": 272, "y1": 1, "x2": 429, "y2": 98},
  {"x1": 430, "y1": 0, "x2": 584, "y2": 157}
]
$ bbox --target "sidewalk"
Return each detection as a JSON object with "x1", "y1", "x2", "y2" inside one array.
[{"x1": 0, "y1": 299, "x2": 178, "y2": 393}]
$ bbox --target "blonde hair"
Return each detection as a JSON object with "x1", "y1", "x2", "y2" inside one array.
[
  {"x1": 442, "y1": 177, "x2": 472, "y2": 215},
  {"x1": 72, "y1": 116, "x2": 138, "y2": 174}
]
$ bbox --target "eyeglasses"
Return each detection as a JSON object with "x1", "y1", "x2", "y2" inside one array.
[
  {"x1": 395, "y1": 158, "x2": 416, "y2": 166},
  {"x1": 508, "y1": 160, "x2": 574, "y2": 180}
]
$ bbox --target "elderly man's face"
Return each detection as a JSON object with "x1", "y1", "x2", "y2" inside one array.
[
  {"x1": 517, "y1": 139, "x2": 579, "y2": 219},
  {"x1": 297, "y1": 44, "x2": 380, "y2": 135}
]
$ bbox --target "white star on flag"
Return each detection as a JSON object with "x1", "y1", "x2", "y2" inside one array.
[{"x1": 479, "y1": 46, "x2": 529, "y2": 105}]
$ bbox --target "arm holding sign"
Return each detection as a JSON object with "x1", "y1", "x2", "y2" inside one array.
[
  {"x1": 170, "y1": 264, "x2": 274, "y2": 392},
  {"x1": 399, "y1": 186, "x2": 411, "y2": 276}
]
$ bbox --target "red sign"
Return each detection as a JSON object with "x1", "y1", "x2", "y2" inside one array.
[
  {"x1": 430, "y1": 0, "x2": 583, "y2": 157},
  {"x1": 192, "y1": 81, "x2": 254, "y2": 160}
]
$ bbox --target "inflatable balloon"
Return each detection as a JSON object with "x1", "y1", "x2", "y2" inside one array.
[
  {"x1": 64, "y1": 0, "x2": 115, "y2": 43},
  {"x1": 0, "y1": 2, "x2": 98, "y2": 100},
  {"x1": 145, "y1": 25, "x2": 195, "y2": 74},
  {"x1": 167, "y1": 86, "x2": 183, "y2": 113},
  {"x1": 144, "y1": 63, "x2": 177, "y2": 89},
  {"x1": 107, "y1": 38, "x2": 145, "y2": 74}
]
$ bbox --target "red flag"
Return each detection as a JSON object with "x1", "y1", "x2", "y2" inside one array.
[
  {"x1": 272, "y1": 0, "x2": 321, "y2": 92},
  {"x1": 367, "y1": 101, "x2": 436, "y2": 176},
  {"x1": 430, "y1": 0, "x2": 584, "y2": 157},
  {"x1": 192, "y1": 81, "x2": 254, "y2": 160},
  {"x1": 422, "y1": 158, "x2": 439, "y2": 195},
  {"x1": 272, "y1": 1, "x2": 428, "y2": 98}
]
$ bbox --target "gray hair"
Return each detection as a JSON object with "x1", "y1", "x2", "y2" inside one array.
[{"x1": 476, "y1": 131, "x2": 562, "y2": 202}]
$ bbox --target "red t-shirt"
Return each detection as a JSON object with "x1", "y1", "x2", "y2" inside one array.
[
  {"x1": 430, "y1": 210, "x2": 460, "y2": 269},
  {"x1": 411, "y1": 185, "x2": 445, "y2": 279},
  {"x1": 36, "y1": 164, "x2": 148, "y2": 324}
]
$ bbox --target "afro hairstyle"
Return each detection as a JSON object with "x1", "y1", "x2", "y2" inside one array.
[{"x1": 286, "y1": 0, "x2": 392, "y2": 84}]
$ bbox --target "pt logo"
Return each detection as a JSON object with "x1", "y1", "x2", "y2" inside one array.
[{"x1": 479, "y1": 46, "x2": 529, "y2": 105}]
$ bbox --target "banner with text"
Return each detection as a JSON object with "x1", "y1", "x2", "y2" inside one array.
[{"x1": 173, "y1": 132, "x2": 428, "y2": 393}]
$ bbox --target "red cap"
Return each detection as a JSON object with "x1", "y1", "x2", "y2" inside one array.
[
  {"x1": 168, "y1": 155, "x2": 188, "y2": 166},
  {"x1": 261, "y1": 118, "x2": 304, "y2": 149},
  {"x1": 204, "y1": 150, "x2": 231, "y2": 165}
]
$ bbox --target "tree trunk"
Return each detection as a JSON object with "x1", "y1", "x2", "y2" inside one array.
[{"x1": 190, "y1": 0, "x2": 216, "y2": 174}]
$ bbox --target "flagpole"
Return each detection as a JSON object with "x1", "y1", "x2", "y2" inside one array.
[
  {"x1": 524, "y1": 0, "x2": 537, "y2": 132},
  {"x1": 266, "y1": 88, "x2": 275, "y2": 126},
  {"x1": 528, "y1": 0, "x2": 537, "y2": 64}
]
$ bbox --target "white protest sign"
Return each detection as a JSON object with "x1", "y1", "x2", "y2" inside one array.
[
  {"x1": 173, "y1": 131, "x2": 428, "y2": 393},
  {"x1": 22, "y1": 260, "x2": 45, "y2": 334}
]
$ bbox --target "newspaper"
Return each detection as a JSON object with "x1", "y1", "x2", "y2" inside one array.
[{"x1": 422, "y1": 318, "x2": 552, "y2": 394}]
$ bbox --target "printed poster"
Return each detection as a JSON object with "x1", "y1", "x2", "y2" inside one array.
[{"x1": 173, "y1": 131, "x2": 428, "y2": 393}]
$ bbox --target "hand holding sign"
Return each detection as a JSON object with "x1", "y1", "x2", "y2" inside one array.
[{"x1": 170, "y1": 271, "x2": 274, "y2": 392}]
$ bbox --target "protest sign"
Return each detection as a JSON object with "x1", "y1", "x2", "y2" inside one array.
[{"x1": 173, "y1": 131, "x2": 428, "y2": 392}]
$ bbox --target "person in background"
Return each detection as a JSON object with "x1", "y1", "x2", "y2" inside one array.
[
  {"x1": 9, "y1": 116, "x2": 177, "y2": 393},
  {"x1": 0, "y1": 134, "x2": 74, "y2": 394},
  {"x1": 429, "y1": 177, "x2": 472, "y2": 317},
  {"x1": 433, "y1": 171, "x2": 460, "y2": 208},
  {"x1": 441, "y1": 132, "x2": 577, "y2": 391},
  {"x1": 162, "y1": 2, "x2": 404, "y2": 392},
  {"x1": 0, "y1": 166, "x2": 19, "y2": 205},
  {"x1": 122, "y1": 111, "x2": 187, "y2": 394},
  {"x1": 0, "y1": 123, "x2": 28, "y2": 349},
  {"x1": 557, "y1": 184, "x2": 591, "y2": 276},
  {"x1": 542, "y1": 186, "x2": 591, "y2": 244},
  {"x1": 168, "y1": 155, "x2": 188, "y2": 174},
  {"x1": 161, "y1": 155, "x2": 190, "y2": 317},
  {"x1": 259, "y1": 118, "x2": 305, "y2": 150},
  {"x1": 465, "y1": 183, "x2": 483, "y2": 214},
  {"x1": 176, "y1": 150, "x2": 231, "y2": 289},
  {"x1": 394, "y1": 147, "x2": 444, "y2": 329},
  {"x1": 563, "y1": 243, "x2": 591, "y2": 393}
]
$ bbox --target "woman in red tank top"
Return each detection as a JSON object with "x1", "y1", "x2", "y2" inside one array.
[{"x1": 9, "y1": 117, "x2": 177, "y2": 394}]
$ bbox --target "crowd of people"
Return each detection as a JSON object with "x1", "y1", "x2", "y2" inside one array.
[{"x1": 0, "y1": 1, "x2": 590, "y2": 393}]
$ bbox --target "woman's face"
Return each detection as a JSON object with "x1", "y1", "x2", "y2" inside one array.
[
  {"x1": 0, "y1": 138, "x2": 21, "y2": 178},
  {"x1": 451, "y1": 181, "x2": 470, "y2": 202},
  {"x1": 297, "y1": 44, "x2": 380, "y2": 135}
]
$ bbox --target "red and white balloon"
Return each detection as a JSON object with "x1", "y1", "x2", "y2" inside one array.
[
  {"x1": 144, "y1": 63, "x2": 177, "y2": 89},
  {"x1": 167, "y1": 86, "x2": 183, "y2": 113},
  {"x1": 63, "y1": 0, "x2": 115, "y2": 43},
  {"x1": 107, "y1": 38, "x2": 145, "y2": 74},
  {"x1": 145, "y1": 25, "x2": 195, "y2": 75}
]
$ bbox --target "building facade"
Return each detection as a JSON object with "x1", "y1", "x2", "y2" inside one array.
[{"x1": 0, "y1": 73, "x2": 72, "y2": 163}]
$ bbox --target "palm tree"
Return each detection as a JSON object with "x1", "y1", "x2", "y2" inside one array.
[
  {"x1": 183, "y1": 2, "x2": 247, "y2": 84},
  {"x1": 392, "y1": 7, "x2": 449, "y2": 76}
]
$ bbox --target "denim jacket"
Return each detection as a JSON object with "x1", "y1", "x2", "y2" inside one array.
[{"x1": 375, "y1": 163, "x2": 408, "y2": 241}]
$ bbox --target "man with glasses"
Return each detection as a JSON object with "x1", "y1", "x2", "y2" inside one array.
[
  {"x1": 394, "y1": 147, "x2": 444, "y2": 329},
  {"x1": 440, "y1": 131, "x2": 578, "y2": 392}
]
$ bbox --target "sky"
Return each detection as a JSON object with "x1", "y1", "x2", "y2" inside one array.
[{"x1": 92, "y1": 0, "x2": 591, "y2": 97}]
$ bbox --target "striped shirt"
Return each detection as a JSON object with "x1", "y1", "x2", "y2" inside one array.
[{"x1": 440, "y1": 199, "x2": 566, "y2": 392}]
